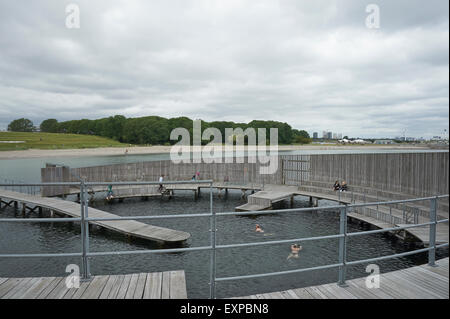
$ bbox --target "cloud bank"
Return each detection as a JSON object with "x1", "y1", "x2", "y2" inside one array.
[{"x1": 0, "y1": 0, "x2": 448, "y2": 138}]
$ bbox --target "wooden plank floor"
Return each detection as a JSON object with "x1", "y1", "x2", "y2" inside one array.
[
  {"x1": 292, "y1": 189, "x2": 449, "y2": 246},
  {"x1": 233, "y1": 257, "x2": 449, "y2": 299},
  {"x1": 0, "y1": 270, "x2": 187, "y2": 299},
  {"x1": 0, "y1": 190, "x2": 190, "y2": 243}
]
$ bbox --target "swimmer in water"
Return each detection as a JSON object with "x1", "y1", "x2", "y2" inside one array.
[
  {"x1": 255, "y1": 224, "x2": 264, "y2": 233},
  {"x1": 287, "y1": 244, "x2": 303, "y2": 260}
]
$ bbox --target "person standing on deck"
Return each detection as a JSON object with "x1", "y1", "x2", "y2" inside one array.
[{"x1": 158, "y1": 174, "x2": 165, "y2": 193}]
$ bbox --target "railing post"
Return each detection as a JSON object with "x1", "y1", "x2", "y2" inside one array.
[
  {"x1": 80, "y1": 181, "x2": 91, "y2": 281},
  {"x1": 209, "y1": 182, "x2": 216, "y2": 299},
  {"x1": 428, "y1": 196, "x2": 437, "y2": 267},
  {"x1": 338, "y1": 205, "x2": 348, "y2": 287},
  {"x1": 402, "y1": 203, "x2": 406, "y2": 223}
]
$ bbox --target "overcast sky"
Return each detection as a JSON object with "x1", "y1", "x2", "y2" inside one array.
[{"x1": 0, "y1": 0, "x2": 448, "y2": 138}]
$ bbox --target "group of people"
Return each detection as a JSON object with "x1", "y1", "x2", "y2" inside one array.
[
  {"x1": 191, "y1": 171, "x2": 200, "y2": 181},
  {"x1": 332, "y1": 180, "x2": 348, "y2": 192},
  {"x1": 255, "y1": 224, "x2": 303, "y2": 259}
]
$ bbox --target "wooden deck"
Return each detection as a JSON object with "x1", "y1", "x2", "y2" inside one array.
[
  {"x1": 294, "y1": 190, "x2": 448, "y2": 245},
  {"x1": 233, "y1": 257, "x2": 449, "y2": 299},
  {"x1": 0, "y1": 270, "x2": 187, "y2": 299},
  {"x1": 234, "y1": 185, "x2": 448, "y2": 246},
  {"x1": 236, "y1": 185, "x2": 298, "y2": 211},
  {"x1": 0, "y1": 190, "x2": 190, "y2": 243}
]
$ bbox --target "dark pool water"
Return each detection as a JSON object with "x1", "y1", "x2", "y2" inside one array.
[{"x1": 0, "y1": 189, "x2": 447, "y2": 298}]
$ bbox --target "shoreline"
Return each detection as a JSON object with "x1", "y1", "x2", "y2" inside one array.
[{"x1": 0, "y1": 144, "x2": 443, "y2": 160}]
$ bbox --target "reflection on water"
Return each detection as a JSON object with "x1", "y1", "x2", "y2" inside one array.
[{"x1": 0, "y1": 190, "x2": 447, "y2": 298}]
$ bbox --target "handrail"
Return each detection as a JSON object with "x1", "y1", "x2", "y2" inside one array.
[{"x1": 0, "y1": 181, "x2": 448, "y2": 299}]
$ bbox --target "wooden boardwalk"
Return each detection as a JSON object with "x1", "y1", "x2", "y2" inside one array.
[
  {"x1": 236, "y1": 185, "x2": 298, "y2": 211},
  {"x1": 0, "y1": 190, "x2": 190, "y2": 243},
  {"x1": 0, "y1": 270, "x2": 187, "y2": 299},
  {"x1": 65, "y1": 182, "x2": 263, "y2": 199},
  {"x1": 234, "y1": 184, "x2": 448, "y2": 246},
  {"x1": 233, "y1": 258, "x2": 449, "y2": 299}
]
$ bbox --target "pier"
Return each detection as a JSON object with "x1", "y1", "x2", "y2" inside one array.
[
  {"x1": 0, "y1": 270, "x2": 187, "y2": 299},
  {"x1": 0, "y1": 189, "x2": 190, "y2": 243},
  {"x1": 232, "y1": 257, "x2": 449, "y2": 299}
]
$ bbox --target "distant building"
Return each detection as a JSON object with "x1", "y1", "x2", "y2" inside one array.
[
  {"x1": 327, "y1": 132, "x2": 333, "y2": 139},
  {"x1": 374, "y1": 139, "x2": 396, "y2": 145},
  {"x1": 313, "y1": 132, "x2": 318, "y2": 139}
]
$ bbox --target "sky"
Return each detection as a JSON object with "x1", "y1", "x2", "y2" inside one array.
[{"x1": 0, "y1": 0, "x2": 448, "y2": 139}]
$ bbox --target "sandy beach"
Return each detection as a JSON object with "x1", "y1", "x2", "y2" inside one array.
[{"x1": 0, "y1": 144, "x2": 438, "y2": 160}]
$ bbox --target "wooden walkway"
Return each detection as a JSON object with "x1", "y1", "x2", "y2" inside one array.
[
  {"x1": 0, "y1": 270, "x2": 187, "y2": 299},
  {"x1": 0, "y1": 190, "x2": 190, "y2": 243},
  {"x1": 65, "y1": 182, "x2": 263, "y2": 199},
  {"x1": 236, "y1": 185, "x2": 298, "y2": 211},
  {"x1": 233, "y1": 258, "x2": 449, "y2": 299},
  {"x1": 235, "y1": 184, "x2": 448, "y2": 246}
]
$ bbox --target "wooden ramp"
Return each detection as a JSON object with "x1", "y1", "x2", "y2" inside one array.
[
  {"x1": 0, "y1": 270, "x2": 187, "y2": 299},
  {"x1": 232, "y1": 258, "x2": 449, "y2": 299},
  {"x1": 0, "y1": 190, "x2": 190, "y2": 243},
  {"x1": 236, "y1": 185, "x2": 298, "y2": 211}
]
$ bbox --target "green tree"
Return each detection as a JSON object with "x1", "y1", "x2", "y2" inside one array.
[
  {"x1": 8, "y1": 118, "x2": 34, "y2": 132},
  {"x1": 40, "y1": 119, "x2": 59, "y2": 132}
]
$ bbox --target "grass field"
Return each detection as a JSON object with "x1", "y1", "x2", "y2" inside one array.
[{"x1": 0, "y1": 132, "x2": 127, "y2": 151}]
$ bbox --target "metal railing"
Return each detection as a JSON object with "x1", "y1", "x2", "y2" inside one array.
[
  {"x1": 1, "y1": 179, "x2": 41, "y2": 195},
  {"x1": 0, "y1": 180, "x2": 448, "y2": 299}
]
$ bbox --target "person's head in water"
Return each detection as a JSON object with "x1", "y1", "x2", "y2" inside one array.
[
  {"x1": 291, "y1": 244, "x2": 302, "y2": 253},
  {"x1": 255, "y1": 224, "x2": 264, "y2": 233}
]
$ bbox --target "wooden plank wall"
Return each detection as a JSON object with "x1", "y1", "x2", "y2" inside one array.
[
  {"x1": 282, "y1": 155, "x2": 311, "y2": 185},
  {"x1": 40, "y1": 164, "x2": 71, "y2": 197},
  {"x1": 41, "y1": 152, "x2": 449, "y2": 198},
  {"x1": 41, "y1": 157, "x2": 283, "y2": 196},
  {"x1": 305, "y1": 152, "x2": 449, "y2": 197}
]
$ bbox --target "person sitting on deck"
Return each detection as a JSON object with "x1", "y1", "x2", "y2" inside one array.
[
  {"x1": 332, "y1": 180, "x2": 340, "y2": 191},
  {"x1": 106, "y1": 184, "x2": 114, "y2": 200},
  {"x1": 255, "y1": 224, "x2": 264, "y2": 233},
  {"x1": 340, "y1": 180, "x2": 348, "y2": 192}
]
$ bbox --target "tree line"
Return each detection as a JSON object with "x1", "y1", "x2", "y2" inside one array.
[{"x1": 8, "y1": 116, "x2": 311, "y2": 145}]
